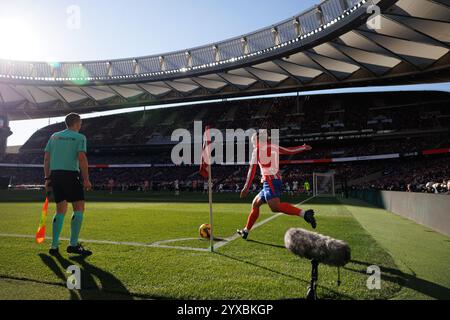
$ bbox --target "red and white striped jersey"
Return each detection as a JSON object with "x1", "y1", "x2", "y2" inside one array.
[{"x1": 244, "y1": 143, "x2": 310, "y2": 189}]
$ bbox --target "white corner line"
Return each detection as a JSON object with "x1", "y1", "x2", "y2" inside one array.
[
  {"x1": 0, "y1": 233, "x2": 210, "y2": 253},
  {"x1": 0, "y1": 196, "x2": 317, "y2": 254}
]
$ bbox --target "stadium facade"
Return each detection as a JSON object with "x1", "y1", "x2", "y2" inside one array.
[
  {"x1": 0, "y1": 0, "x2": 449, "y2": 121},
  {"x1": 0, "y1": 0, "x2": 449, "y2": 158}
]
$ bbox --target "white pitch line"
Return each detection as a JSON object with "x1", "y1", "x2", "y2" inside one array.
[
  {"x1": 152, "y1": 238, "x2": 199, "y2": 245},
  {"x1": 0, "y1": 233, "x2": 209, "y2": 253},
  {"x1": 151, "y1": 238, "x2": 210, "y2": 252},
  {"x1": 151, "y1": 244, "x2": 209, "y2": 252},
  {"x1": 214, "y1": 195, "x2": 317, "y2": 250},
  {"x1": 0, "y1": 196, "x2": 316, "y2": 253}
]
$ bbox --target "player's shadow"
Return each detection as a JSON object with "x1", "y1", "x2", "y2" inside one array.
[
  {"x1": 38, "y1": 253, "x2": 134, "y2": 300},
  {"x1": 38, "y1": 254, "x2": 79, "y2": 300},
  {"x1": 346, "y1": 259, "x2": 450, "y2": 300}
]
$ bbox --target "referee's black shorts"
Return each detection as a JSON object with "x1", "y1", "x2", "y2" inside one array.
[{"x1": 50, "y1": 170, "x2": 85, "y2": 204}]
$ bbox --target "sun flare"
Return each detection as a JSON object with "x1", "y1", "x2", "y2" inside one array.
[{"x1": 0, "y1": 17, "x2": 40, "y2": 61}]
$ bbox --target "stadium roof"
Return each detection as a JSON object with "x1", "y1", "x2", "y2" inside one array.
[{"x1": 1, "y1": 0, "x2": 450, "y2": 120}]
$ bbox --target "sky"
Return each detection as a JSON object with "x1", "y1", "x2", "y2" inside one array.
[
  {"x1": 0, "y1": 0, "x2": 313, "y2": 62},
  {"x1": 1, "y1": 0, "x2": 449, "y2": 146}
]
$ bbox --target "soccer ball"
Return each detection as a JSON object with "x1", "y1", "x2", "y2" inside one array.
[{"x1": 199, "y1": 224, "x2": 211, "y2": 239}]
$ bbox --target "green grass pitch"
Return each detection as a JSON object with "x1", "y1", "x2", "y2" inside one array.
[{"x1": 0, "y1": 190, "x2": 449, "y2": 300}]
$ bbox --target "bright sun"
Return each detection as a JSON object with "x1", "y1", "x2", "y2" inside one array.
[{"x1": 0, "y1": 17, "x2": 40, "y2": 61}]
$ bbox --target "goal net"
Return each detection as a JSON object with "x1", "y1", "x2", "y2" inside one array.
[{"x1": 313, "y1": 172, "x2": 335, "y2": 197}]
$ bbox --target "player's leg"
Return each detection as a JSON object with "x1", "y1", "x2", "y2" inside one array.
[
  {"x1": 267, "y1": 179, "x2": 317, "y2": 229},
  {"x1": 246, "y1": 195, "x2": 264, "y2": 230},
  {"x1": 238, "y1": 194, "x2": 265, "y2": 240},
  {"x1": 66, "y1": 173, "x2": 92, "y2": 256},
  {"x1": 267, "y1": 197, "x2": 316, "y2": 229},
  {"x1": 266, "y1": 180, "x2": 300, "y2": 216},
  {"x1": 49, "y1": 172, "x2": 68, "y2": 255},
  {"x1": 66, "y1": 200, "x2": 92, "y2": 256},
  {"x1": 70, "y1": 200, "x2": 85, "y2": 247},
  {"x1": 50, "y1": 200, "x2": 68, "y2": 255},
  {"x1": 267, "y1": 197, "x2": 301, "y2": 216}
]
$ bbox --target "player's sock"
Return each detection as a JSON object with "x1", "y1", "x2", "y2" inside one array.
[
  {"x1": 70, "y1": 211, "x2": 84, "y2": 247},
  {"x1": 51, "y1": 213, "x2": 65, "y2": 249},
  {"x1": 279, "y1": 203, "x2": 303, "y2": 217},
  {"x1": 245, "y1": 207, "x2": 260, "y2": 231}
]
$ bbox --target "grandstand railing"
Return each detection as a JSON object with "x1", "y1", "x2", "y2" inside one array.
[{"x1": 0, "y1": 0, "x2": 371, "y2": 84}]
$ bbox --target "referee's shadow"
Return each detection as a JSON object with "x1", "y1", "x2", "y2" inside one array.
[{"x1": 38, "y1": 253, "x2": 134, "y2": 300}]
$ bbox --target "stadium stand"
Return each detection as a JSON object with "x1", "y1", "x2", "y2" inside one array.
[
  {"x1": 16, "y1": 91, "x2": 450, "y2": 150},
  {"x1": 1, "y1": 91, "x2": 449, "y2": 194}
]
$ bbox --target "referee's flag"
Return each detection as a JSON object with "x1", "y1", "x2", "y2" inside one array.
[{"x1": 36, "y1": 193, "x2": 50, "y2": 244}]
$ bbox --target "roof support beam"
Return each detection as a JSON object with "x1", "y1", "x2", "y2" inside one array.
[
  {"x1": 271, "y1": 60, "x2": 305, "y2": 85},
  {"x1": 353, "y1": 29, "x2": 422, "y2": 71}
]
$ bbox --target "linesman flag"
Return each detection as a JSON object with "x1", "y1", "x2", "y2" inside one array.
[
  {"x1": 199, "y1": 126, "x2": 215, "y2": 252},
  {"x1": 36, "y1": 192, "x2": 50, "y2": 244}
]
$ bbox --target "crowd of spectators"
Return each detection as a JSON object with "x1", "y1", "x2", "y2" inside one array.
[
  {"x1": 3, "y1": 132, "x2": 449, "y2": 166},
  {"x1": 2, "y1": 154, "x2": 449, "y2": 195},
  {"x1": 19, "y1": 92, "x2": 450, "y2": 152},
  {"x1": 353, "y1": 156, "x2": 450, "y2": 194},
  {"x1": 2, "y1": 91, "x2": 449, "y2": 195}
]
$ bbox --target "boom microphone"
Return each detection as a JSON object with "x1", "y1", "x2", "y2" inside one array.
[{"x1": 284, "y1": 228, "x2": 351, "y2": 267}]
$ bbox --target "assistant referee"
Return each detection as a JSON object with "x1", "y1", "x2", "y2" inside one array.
[{"x1": 44, "y1": 113, "x2": 93, "y2": 257}]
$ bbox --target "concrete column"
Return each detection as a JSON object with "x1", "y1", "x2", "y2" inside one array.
[{"x1": 0, "y1": 113, "x2": 12, "y2": 155}]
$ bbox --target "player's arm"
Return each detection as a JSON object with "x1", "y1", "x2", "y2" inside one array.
[
  {"x1": 279, "y1": 144, "x2": 312, "y2": 155},
  {"x1": 78, "y1": 152, "x2": 92, "y2": 191},
  {"x1": 44, "y1": 152, "x2": 51, "y2": 192},
  {"x1": 240, "y1": 149, "x2": 258, "y2": 199},
  {"x1": 44, "y1": 152, "x2": 50, "y2": 179},
  {"x1": 78, "y1": 135, "x2": 92, "y2": 190},
  {"x1": 43, "y1": 137, "x2": 52, "y2": 192},
  {"x1": 242, "y1": 164, "x2": 257, "y2": 190}
]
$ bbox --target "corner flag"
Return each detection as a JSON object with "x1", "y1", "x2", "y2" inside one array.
[{"x1": 199, "y1": 126, "x2": 214, "y2": 252}]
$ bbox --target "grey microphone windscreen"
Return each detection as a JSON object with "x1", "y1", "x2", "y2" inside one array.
[{"x1": 285, "y1": 228, "x2": 351, "y2": 267}]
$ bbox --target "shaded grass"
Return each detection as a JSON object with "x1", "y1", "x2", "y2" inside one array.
[{"x1": 340, "y1": 198, "x2": 450, "y2": 300}]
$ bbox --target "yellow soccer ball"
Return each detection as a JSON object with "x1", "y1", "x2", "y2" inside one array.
[{"x1": 199, "y1": 224, "x2": 211, "y2": 239}]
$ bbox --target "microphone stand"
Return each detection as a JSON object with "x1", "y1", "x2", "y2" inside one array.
[{"x1": 306, "y1": 259, "x2": 319, "y2": 300}]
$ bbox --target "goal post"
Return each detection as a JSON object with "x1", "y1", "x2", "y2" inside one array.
[{"x1": 313, "y1": 172, "x2": 335, "y2": 197}]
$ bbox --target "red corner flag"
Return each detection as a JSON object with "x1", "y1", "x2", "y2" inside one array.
[
  {"x1": 199, "y1": 126, "x2": 211, "y2": 179},
  {"x1": 199, "y1": 126, "x2": 214, "y2": 252}
]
